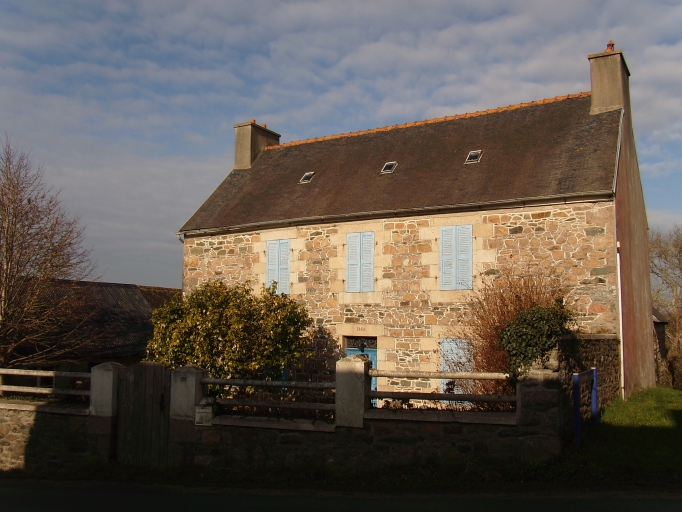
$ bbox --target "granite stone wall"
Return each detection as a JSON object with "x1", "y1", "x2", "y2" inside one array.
[
  {"x1": 169, "y1": 420, "x2": 557, "y2": 472},
  {"x1": 166, "y1": 368, "x2": 563, "y2": 470},
  {"x1": 183, "y1": 202, "x2": 619, "y2": 392},
  {"x1": 0, "y1": 406, "x2": 107, "y2": 472},
  {"x1": 0, "y1": 369, "x2": 569, "y2": 473}
]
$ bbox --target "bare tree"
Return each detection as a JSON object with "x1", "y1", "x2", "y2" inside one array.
[
  {"x1": 0, "y1": 137, "x2": 96, "y2": 367},
  {"x1": 650, "y1": 225, "x2": 682, "y2": 388}
]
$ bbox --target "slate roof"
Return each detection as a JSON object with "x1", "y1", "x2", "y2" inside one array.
[
  {"x1": 69, "y1": 282, "x2": 180, "y2": 361},
  {"x1": 181, "y1": 93, "x2": 622, "y2": 235}
]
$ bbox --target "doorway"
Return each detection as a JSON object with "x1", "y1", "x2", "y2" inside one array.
[{"x1": 344, "y1": 336, "x2": 377, "y2": 391}]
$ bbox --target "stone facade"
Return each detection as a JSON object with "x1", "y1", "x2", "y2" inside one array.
[{"x1": 183, "y1": 202, "x2": 619, "y2": 391}]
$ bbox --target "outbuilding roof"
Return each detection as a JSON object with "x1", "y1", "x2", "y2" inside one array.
[
  {"x1": 70, "y1": 282, "x2": 180, "y2": 361},
  {"x1": 181, "y1": 93, "x2": 621, "y2": 235}
]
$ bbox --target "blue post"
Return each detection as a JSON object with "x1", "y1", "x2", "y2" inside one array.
[
  {"x1": 573, "y1": 368, "x2": 599, "y2": 450},
  {"x1": 591, "y1": 367, "x2": 598, "y2": 425},
  {"x1": 572, "y1": 372, "x2": 581, "y2": 449}
]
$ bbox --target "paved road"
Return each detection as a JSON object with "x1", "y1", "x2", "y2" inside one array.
[{"x1": 1, "y1": 479, "x2": 681, "y2": 512}]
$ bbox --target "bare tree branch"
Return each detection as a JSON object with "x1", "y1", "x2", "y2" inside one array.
[
  {"x1": 649, "y1": 225, "x2": 682, "y2": 389},
  {"x1": 0, "y1": 136, "x2": 97, "y2": 367}
]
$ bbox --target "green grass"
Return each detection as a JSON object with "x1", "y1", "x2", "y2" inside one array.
[
  {"x1": 601, "y1": 387, "x2": 681, "y2": 428},
  {"x1": 520, "y1": 386, "x2": 682, "y2": 490}
]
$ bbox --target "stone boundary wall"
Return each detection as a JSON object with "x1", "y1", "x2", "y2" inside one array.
[
  {"x1": 168, "y1": 366, "x2": 563, "y2": 470},
  {"x1": 168, "y1": 418, "x2": 558, "y2": 472},
  {"x1": 0, "y1": 405, "x2": 108, "y2": 472},
  {"x1": 0, "y1": 362, "x2": 570, "y2": 473}
]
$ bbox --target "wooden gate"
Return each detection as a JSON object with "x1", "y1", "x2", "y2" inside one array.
[{"x1": 116, "y1": 362, "x2": 171, "y2": 467}]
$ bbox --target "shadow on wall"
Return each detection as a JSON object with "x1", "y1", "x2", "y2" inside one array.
[
  {"x1": 291, "y1": 326, "x2": 343, "y2": 383},
  {"x1": 0, "y1": 401, "x2": 94, "y2": 475}
]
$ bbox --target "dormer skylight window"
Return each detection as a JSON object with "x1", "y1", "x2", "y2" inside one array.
[
  {"x1": 464, "y1": 150, "x2": 482, "y2": 164},
  {"x1": 299, "y1": 172, "x2": 315, "y2": 184},
  {"x1": 381, "y1": 161, "x2": 398, "y2": 174}
]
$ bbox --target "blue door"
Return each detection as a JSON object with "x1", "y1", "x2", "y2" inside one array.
[{"x1": 345, "y1": 347, "x2": 378, "y2": 391}]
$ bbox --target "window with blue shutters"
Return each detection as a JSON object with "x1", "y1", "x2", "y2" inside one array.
[
  {"x1": 440, "y1": 337, "x2": 471, "y2": 393},
  {"x1": 439, "y1": 225, "x2": 473, "y2": 290},
  {"x1": 346, "y1": 232, "x2": 374, "y2": 292},
  {"x1": 266, "y1": 239, "x2": 290, "y2": 294}
]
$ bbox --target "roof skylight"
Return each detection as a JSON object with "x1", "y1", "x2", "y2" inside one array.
[
  {"x1": 299, "y1": 172, "x2": 315, "y2": 184},
  {"x1": 381, "y1": 162, "x2": 398, "y2": 174},
  {"x1": 465, "y1": 150, "x2": 482, "y2": 164}
]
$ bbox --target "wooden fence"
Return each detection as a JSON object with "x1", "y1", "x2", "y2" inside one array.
[
  {"x1": 0, "y1": 368, "x2": 91, "y2": 397},
  {"x1": 200, "y1": 377, "x2": 336, "y2": 411},
  {"x1": 367, "y1": 369, "x2": 515, "y2": 404}
]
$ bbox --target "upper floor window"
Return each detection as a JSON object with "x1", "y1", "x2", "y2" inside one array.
[
  {"x1": 439, "y1": 225, "x2": 472, "y2": 290},
  {"x1": 346, "y1": 232, "x2": 374, "y2": 292},
  {"x1": 266, "y1": 239, "x2": 290, "y2": 294}
]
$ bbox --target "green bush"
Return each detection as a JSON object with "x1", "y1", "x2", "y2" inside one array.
[
  {"x1": 500, "y1": 300, "x2": 573, "y2": 380},
  {"x1": 146, "y1": 281, "x2": 313, "y2": 379}
]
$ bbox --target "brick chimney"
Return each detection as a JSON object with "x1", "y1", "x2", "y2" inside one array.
[
  {"x1": 588, "y1": 41, "x2": 632, "y2": 115},
  {"x1": 233, "y1": 120, "x2": 280, "y2": 169}
]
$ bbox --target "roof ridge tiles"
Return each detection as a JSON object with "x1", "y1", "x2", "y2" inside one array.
[{"x1": 268, "y1": 91, "x2": 591, "y2": 150}]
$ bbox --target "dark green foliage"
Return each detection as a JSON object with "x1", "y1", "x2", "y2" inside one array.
[
  {"x1": 146, "y1": 281, "x2": 313, "y2": 379},
  {"x1": 500, "y1": 300, "x2": 573, "y2": 380}
]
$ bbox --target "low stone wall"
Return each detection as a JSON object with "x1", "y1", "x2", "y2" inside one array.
[
  {"x1": 0, "y1": 402, "x2": 106, "y2": 472},
  {"x1": 168, "y1": 369, "x2": 563, "y2": 471},
  {"x1": 168, "y1": 419, "x2": 558, "y2": 472},
  {"x1": 0, "y1": 362, "x2": 578, "y2": 474}
]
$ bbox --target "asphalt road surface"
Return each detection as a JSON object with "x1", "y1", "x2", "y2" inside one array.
[{"x1": 1, "y1": 479, "x2": 681, "y2": 512}]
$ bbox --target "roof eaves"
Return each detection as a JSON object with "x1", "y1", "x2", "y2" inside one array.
[{"x1": 178, "y1": 189, "x2": 613, "y2": 238}]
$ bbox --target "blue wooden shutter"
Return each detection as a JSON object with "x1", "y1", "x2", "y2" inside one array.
[
  {"x1": 360, "y1": 232, "x2": 374, "y2": 292},
  {"x1": 346, "y1": 233, "x2": 361, "y2": 292},
  {"x1": 266, "y1": 240, "x2": 279, "y2": 290},
  {"x1": 455, "y1": 225, "x2": 473, "y2": 290},
  {"x1": 278, "y1": 239, "x2": 290, "y2": 294},
  {"x1": 440, "y1": 226, "x2": 456, "y2": 290}
]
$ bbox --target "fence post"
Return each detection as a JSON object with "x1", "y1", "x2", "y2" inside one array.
[
  {"x1": 591, "y1": 367, "x2": 598, "y2": 425},
  {"x1": 90, "y1": 362, "x2": 124, "y2": 418},
  {"x1": 335, "y1": 355, "x2": 370, "y2": 428},
  {"x1": 572, "y1": 372, "x2": 581, "y2": 449},
  {"x1": 572, "y1": 367, "x2": 599, "y2": 449},
  {"x1": 89, "y1": 362, "x2": 124, "y2": 461},
  {"x1": 170, "y1": 366, "x2": 206, "y2": 421}
]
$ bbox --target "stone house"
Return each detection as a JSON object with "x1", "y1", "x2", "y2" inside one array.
[{"x1": 178, "y1": 43, "x2": 654, "y2": 398}]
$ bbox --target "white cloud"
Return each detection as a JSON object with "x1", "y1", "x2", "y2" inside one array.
[
  {"x1": 648, "y1": 210, "x2": 682, "y2": 232},
  {"x1": 641, "y1": 159, "x2": 682, "y2": 179}
]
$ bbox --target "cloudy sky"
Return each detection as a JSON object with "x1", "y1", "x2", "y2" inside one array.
[{"x1": 1, "y1": 1, "x2": 681, "y2": 288}]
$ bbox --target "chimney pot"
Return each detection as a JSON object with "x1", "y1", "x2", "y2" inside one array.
[
  {"x1": 262, "y1": 124, "x2": 267, "y2": 129},
  {"x1": 250, "y1": 119, "x2": 256, "y2": 124},
  {"x1": 606, "y1": 40, "x2": 615, "y2": 52}
]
